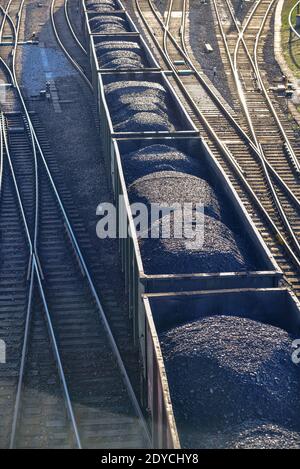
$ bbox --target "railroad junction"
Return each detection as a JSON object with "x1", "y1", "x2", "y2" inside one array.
[{"x1": 0, "y1": 0, "x2": 300, "y2": 450}]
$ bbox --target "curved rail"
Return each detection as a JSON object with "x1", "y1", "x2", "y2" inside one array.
[
  {"x1": 135, "y1": 0, "x2": 300, "y2": 272},
  {"x1": 148, "y1": 0, "x2": 298, "y2": 186},
  {"x1": 0, "y1": 1, "x2": 42, "y2": 277},
  {"x1": 0, "y1": 0, "x2": 13, "y2": 42},
  {"x1": 230, "y1": 0, "x2": 300, "y2": 174},
  {"x1": 50, "y1": 0, "x2": 92, "y2": 90},
  {"x1": 0, "y1": 114, "x2": 82, "y2": 449},
  {"x1": 0, "y1": 0, "x2": 82, "y2": 446},
  {"x1": 289, "y1": 0, "x2": 300, "y2": 40},
  {"x1": 1, "y1": 0, "x2": 151, "y2": 448},
  {"x1": 209, "y1": 0, "x2": 300, "y2": 255},
  {"x1": 65, "y1": 0, "x2": 87, "y2": 54}
]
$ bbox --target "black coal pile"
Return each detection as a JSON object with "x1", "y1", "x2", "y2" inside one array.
[
  {"x1": 128, "y1": 171, "x2": 220, "y2": 220},
  {"x1": 159, "y1": 315, "x2": 300, "y2": 448},
  {"x1": 86, "y1": 0, "x2": 118, "y2": 12},
  {"x1": 127, "y1": 171, "x2": 252, "y2": 273},
  {"x1": 104, "y1": 81, "x2": 175, "y2": 132},
  {"x1": 138, "y1": 213, "x2": 249, "y2": 274},
  {"x1": 228, "y1": 421, "x2": 300, "y2": 449},
  {"x1": 122, "y1": 144, "x2": 205, "y2": 184},
  {"x1": 96, "y1": 40, "x2": 146, "y2": 69},
  {"x1": 89, "y1": 15, "x2": 129, "y2": 33}
]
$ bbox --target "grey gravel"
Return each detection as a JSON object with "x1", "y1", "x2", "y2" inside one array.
[
  {"x1": 159, "y1": 315, "x2": 300, "y2": 448},
  {"x1": 89, "y1": 15, "x2": 129, "y2": 33},
  {"x1": 188, "y1": 0, "x2": 236, "y2": 109},
  {"x1": 104, "y1": 81, "x2": 176, "y2": 132},
  {"x1": 96, "y1": 40, "x2": 147, "y2": 69},
  {"x1": 230, "y1": 0, "x2": 255, "y2": 22},
  {"x1": 122, "y1": 144, "x2": 205, "y2": 184}
]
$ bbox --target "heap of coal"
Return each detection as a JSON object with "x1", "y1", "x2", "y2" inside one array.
[
  {"x1": 86, "y1": 0, "x2": 118, "y2": 12},
  {"x1": 128, "y1": 171, "x2": 220, "y2": 219},
  {"x1": 89, "y1": 15, "x2": 129, "y2": 33},
  {"x1": 122, "y1": 144, "x2": 204, "y2": 184},
  {"x1": 96, "y1": 40, "x2": 146, "y2": 69},
  {"x1": 159, "y1": 315, "x2": 300, "y2": 448},
  {"x1": 228, "y1": 421, "x2": 300, "y2": 449},
  {"x1": 127, "y1": 171, "x2": 252, "y2": 273},
  {"x1": 139, "y1": 214, "x2": 249, "y2": 274},
  {"x1": 104, "y1": 81, "x2": 176, "y2": 132}
]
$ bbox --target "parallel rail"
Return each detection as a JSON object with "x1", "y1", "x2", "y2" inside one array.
[
  {"x1": 0, "y1": 0, "x2": 150, "y2": 449},
  {"x1": 50, "y1": 0, "x2": 92, "y2": 89},
  {"x1": 134, "y1": 0, "x2": 300, "y2": 294},
  {"x1": 210, "y1": 0, "x2": 300, "y2": 254}
]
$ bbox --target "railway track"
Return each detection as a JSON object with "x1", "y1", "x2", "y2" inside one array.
[
  {"x1": 50, "y1": 0, "x2": 92, "y2": 89},
  {"x1": 0, "y1": 0, "x2": 150, "y2": 449},
  {"x1": 213, "y1": 0, "x2": 300, "y2": 180},
  {"x1": 133, "y1": 0, "x2": 300, "y2": 294},
  {"x1": 289, "y1": 0, "x2": 300, "y2": 40}
]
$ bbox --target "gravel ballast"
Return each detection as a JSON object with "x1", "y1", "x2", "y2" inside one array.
[
  {"x1": 159, "y1": 315, "x2": 300, "y2": 448},
  {"x1": 122, "y1": 144, "x2": 205, "y2": 184},
  {"x1": 104, "y1": 81, "x2": 176, "y2": 132}
]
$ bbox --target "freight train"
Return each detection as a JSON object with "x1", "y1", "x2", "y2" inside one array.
[{"x1": 80, "y1": 0, "x2": 300, "y2": 449}]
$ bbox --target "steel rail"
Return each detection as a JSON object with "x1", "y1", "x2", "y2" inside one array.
[
  {"x1": 253, "y1": 0, "x2": 300, "y2": 172},
  {"x1": 289, "y1": 0, "x2": 300, "y2": 40},
  {"x1": 229, "y1": 0, "x2": 300, "y2": 174},
  {"x1": 210, "y1": 0, "x2": 300, "y2": 255},
  {"x1": 146, "y1": 0, "x2": 251, "y2": 134},
  {"x1": 50, "y1": 0, "x2": 92, "y2": 90},
  {"x1": 135, "y1": 0, "x2": 300, "y2": 271},
  {"x1": 34, "y1": 257, "x2": 83, "y2": 449},
  {"x1": 0, "y1": 115, "x2": 33, "y2": 276},
  {"x1": 0, "y1": 113, "x2": 82, "y2": 449},
  {"x1": 180, "y1": 0, "x2": 188, "y2": 55},
  {"x1": 0, "y1": 2, "x2": 43, "y2": 277},
  {"x1": 153, "y1": 0, "x2": 300, "y2": 192},
  {"x1": 146, "y1": 0, "x2": 270, "y2": 157},
  {"x1": 4, "y1": 0, "x2": 151, "y2": 446},
  {"x1": 65, "y1": 0, "x2": 87, "y2": 54},
  {"x1": 0, "y1": 0, "x2": 13, "y2": 42},
  {"x1": 165, "y1": 0, "x2": 300, "y2": 231}
]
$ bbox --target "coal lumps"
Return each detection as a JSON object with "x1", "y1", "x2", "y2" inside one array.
[
  {"x1": 159, "y1": 315, "x2": 300, "y2": 448},
  {"x1": 86, "y1": 0, "x2": 119, "y2": 12},
  {"x1": 96, "y1": 40, "x2": 147, "y2": 69},
  {"x1": 127, "y1": 170, "x2": 253, "y2": 274},
  {"x1": 104, "y1": 81, "x2": 176, "y2": 132},
  {"x1": 89, "y1": 15, "x2": 129, "y2": 33},
  {"x1": 122, "y1": 144, "x2": 204, "y2": 184}
]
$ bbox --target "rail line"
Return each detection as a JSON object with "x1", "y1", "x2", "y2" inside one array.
[
  {"x1": 209, "y1": 0, "x2": 300, "y2": 256},
  {"x1": 134, "y1": 0, "x2": 300, "y2": 294},
  {"x1": 289, "y1": 0, "x2": 300, "y2": 40},
  {"x1": 50, "y1": 0, "x2": 92, "y2": 89},
  {"x1": 0, "y1": 0, "x2": 150, "y2": 448},
  {"x1": 214, "y1": 0, "x2": 300, "y2": 171}
]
